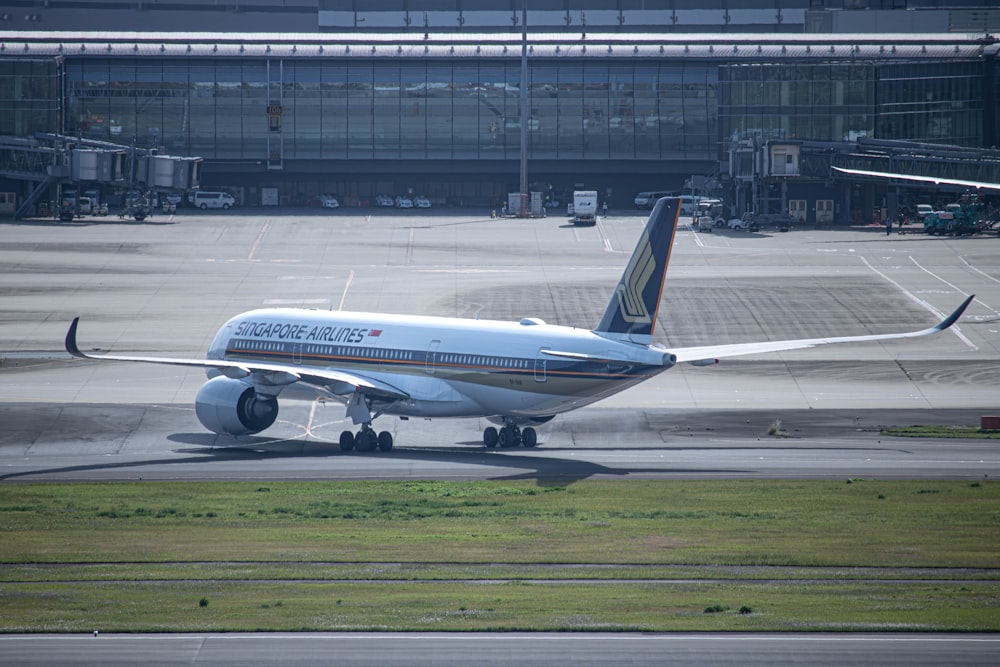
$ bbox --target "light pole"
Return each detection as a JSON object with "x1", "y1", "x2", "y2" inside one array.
[{"x1": 518, "y1": 1, "x2": 528, "y2": 217}]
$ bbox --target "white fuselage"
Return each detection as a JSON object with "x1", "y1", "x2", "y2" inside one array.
[{"x1": 208, "y1": 308, "x2": 670, "y2": 420}]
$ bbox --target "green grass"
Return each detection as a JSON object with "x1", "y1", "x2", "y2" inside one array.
[
  {"x1": 1, "y1": 480, "x2": 998, "y2": 632},
  {"x1": 882, "y1": 425, "x2": 1000, "y2": 439}
]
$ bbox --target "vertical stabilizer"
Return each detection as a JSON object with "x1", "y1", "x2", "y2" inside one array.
[{"x1": 594, "y1": 197, "x2": 681, "y2": 339}]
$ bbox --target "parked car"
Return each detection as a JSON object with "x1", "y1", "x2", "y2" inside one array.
[
  {"x1": 376, "y1": 194, "x2": 395, "y2": 207},
  {"x1": 395, "y1": 196, "x2": 413, "y2": 208},
  {"x1": 320, "y1": 194, "x2": 340, "y2": 208},
  {"x1": 414, "y1": 196, "x2": 431, "y2": 208}
]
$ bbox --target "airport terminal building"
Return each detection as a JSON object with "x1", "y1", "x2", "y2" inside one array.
[{"x1": 1, "y1": 1, "x2": 999, "y2": 217}]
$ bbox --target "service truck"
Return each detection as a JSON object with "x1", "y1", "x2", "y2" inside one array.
[
  {"x1": 572, "y1": 190, "x2": 598, "y2": 226},
  {"x1": 694, "y1": 199, "x2": 726, "y2": 231}
]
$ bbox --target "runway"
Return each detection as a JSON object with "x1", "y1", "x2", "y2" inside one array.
[
  {"x1": 2, "y1": 208, "x2": 998, "y2": 662},
  {"x1": 2, "y1": 400, "x2": 998, "y2": 482},
  {"x1": 2, "y1": 632, "x2": 999, "y2": 666}
]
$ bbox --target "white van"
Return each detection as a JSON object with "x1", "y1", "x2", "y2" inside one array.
[
  {"x1": 633, "y1": 191, "x2": 671, "y2": 209},
  {"x1": 194, "y1": 191, "x2": 236, "y2": 209}
]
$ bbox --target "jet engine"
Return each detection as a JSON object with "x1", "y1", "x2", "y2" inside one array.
[{"x1": 195, "y1": 376, "x2": 279, "y2": 435}]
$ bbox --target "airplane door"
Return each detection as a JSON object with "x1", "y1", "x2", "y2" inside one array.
[
  {"x1": 534, "y1": 347, "x2": 548, "y2": 382},
  {"x1": 425, "y1": 340, "x2": 440, "y2": 374},
  {"x1": 292, "y1": 343, "x2": 302, "y2": 365}
]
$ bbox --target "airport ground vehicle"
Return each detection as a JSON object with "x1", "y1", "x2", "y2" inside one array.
[
  {"x1": 76, "y1": 196, "x2": 93, "y2": 215},
  {"x1": 924, "y1": 196, "x2": 984, "y2": 236},
  {"x1": 572, "y1": 190, "x2": 598, "y2": 225},
  {"x1": 194, "y1": 192, "x2": 235, "y2": 210},
  {"x1": 414, "y1": 196, "x2": 431, "y2": 208},
  {"x1": 741, "y1": 211, "x2": 797, "y2": 231},
  {"x1": 396, "y1": 196, "x2": 414, "y2": 208},
  {"x1": 121, "y1": 191, "x2": 152, "y2": 221},
  {"x1": 376, "y1": 194, "x2": 395, "y2": 207},
  {"x1": 320, "y1": 194, "x2": 340, "y2": 208},
  {"x1": 694, "y1": 199, "x2": 726, "y2": 231},
  {"x1": 633, "y1": 191, "x2": 671, "y2": 209},
  {"x1": 727, "y1": 214, "x2": 760, "y2": 232}
]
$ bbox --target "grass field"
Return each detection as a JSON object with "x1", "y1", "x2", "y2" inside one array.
[
  {"x1": 1, "y1": 480, "x2": 997, "y2": 632},
  {"x1": 881, "y1": 425, "x2": 1000, "y2": 439}
]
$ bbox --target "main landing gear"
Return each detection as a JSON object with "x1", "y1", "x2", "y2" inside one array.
[
  {"x1": 339, "y1": 423, "x2": 393, "y2": 453},
  {"x1": 483, "y1": 423, "x2": 537, "y2": 449}
]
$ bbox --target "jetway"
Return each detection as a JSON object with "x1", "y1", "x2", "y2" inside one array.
[{"x1": 1, "y1": 133, "x2": 202, "y2": 219}]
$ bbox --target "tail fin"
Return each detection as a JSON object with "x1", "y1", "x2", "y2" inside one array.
[{"x1": 594, "y1": 197, "x2": 681, "y2": 339}]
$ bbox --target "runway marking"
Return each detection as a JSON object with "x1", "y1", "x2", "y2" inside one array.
[
  {"x1": 407, "y1": 219, "x2": 415, "y2": 264},
  {"x1": 337, "y1": 270, "x2": 355, "y2": 311},
  {"x1": 248, "y1": 221, "x2": 271, "y2": 261},
  {"x1": 909, "y1": 255, "x2": 1000, "y2": 322},
  {"x1": 858, "y1": 255, "x2": 976, "y2": 349},
  {"x1": 594, "y1": 216, "x2": 614, "y2": 252},
  {"x1": 960, "y1": 255, "x2": 1000, "y2": 285},
  {"x1": 687, "y1": 224, "x2": 706, "y2": 247},
  {"x1": 415, "y1": 269, "x2": 524, "y2": 274}
]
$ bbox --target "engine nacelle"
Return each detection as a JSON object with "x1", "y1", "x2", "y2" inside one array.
[{"x1": 195, "y1": 376, "x2": 279, "y2": 435}]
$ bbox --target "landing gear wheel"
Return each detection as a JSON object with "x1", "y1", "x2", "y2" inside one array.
[
  {"x1": 499, "y1": 426, "x2": 521, "y2": 448},
  {"x1": 377, "y1": 431, "x2": 394, "y2": 452},
  {"x1": 356, "y1": 429, "x2": 377, "y2": 452},
  {"x1": 521, "y1": 427, "x2": 537, "y2": 448},
  {"x1": 483, "y1": 427, "x2": 499, "y2": 448},
  {"x1": 339, "y1": 430, "x2": 355, "y2": 451}
]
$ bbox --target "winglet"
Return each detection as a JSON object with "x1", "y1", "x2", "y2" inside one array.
[
  {"x1": 65, "y1": 317, "x2": 85, "y2": 358},
  {"x1": 934, "y1": 294, "x2": 975, "y2": 332}
]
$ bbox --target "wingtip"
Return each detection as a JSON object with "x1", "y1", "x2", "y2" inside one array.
[
  {"x1": 65, "y1": 317, "x2": 84, "y2": 357},
  {"x1": 936, "y1": 295, "x2": 975, "y2": 331}
]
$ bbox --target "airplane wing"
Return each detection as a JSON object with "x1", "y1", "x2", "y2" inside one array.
[
  {"x1": 832, "y1": 166, "x2": 1000, "y2": 192},
  {"x1": 668, "y1": 295, "x2": 974, "y2": 365},
  {"x1": 64, "y1": 317, "x2": 410, "y2": 400}
]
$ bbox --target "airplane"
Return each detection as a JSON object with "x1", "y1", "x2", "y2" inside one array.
[{"x1": 65, "y1": 197, "x2": 975, "y2": 451}]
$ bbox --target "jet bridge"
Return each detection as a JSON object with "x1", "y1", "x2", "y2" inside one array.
[{"x1": 1, "y1": 133, "x2": 201, "y2": 219}]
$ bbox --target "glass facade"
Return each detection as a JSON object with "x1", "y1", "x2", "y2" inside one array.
[
  {"x1": 64, "y1": 58, "x2": 718, "y2": 162},
  {"x1": 876, "y1": 61, "x2": 984, "y2": 146},
  {"x1": 0, "y1": 59, "x2": 60, "y2": 136},
  {"x1": 720, "y1": 62, "x2": 876, "y2": 144},
  {"x1": 719, "y1": 59, "x2": 986, "y2": 148},
  {"x1": 62, "y1": 55, "x2": 990, "y2": 169}
]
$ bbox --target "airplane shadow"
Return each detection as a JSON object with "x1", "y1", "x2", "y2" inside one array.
[{"x1": 0, "y1": 431, "x2": 752, "y2": 485}]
